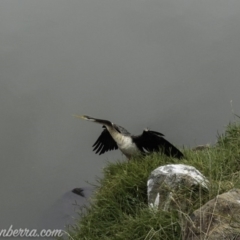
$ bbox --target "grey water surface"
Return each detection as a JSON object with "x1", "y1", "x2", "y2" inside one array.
[{"x1": 1, "y1": 0, "x2": 240, "y2": 236}]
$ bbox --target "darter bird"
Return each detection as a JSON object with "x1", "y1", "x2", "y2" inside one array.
[{"x1": 76, "y1": 115, "x2": 184, "y2": 159}]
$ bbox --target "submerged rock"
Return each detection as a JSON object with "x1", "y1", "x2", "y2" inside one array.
[
  {"x1": 184, "y1": 188, "x2": 240, "y2": 240},
  {"x1": 72, "y1": 188, "x2": 85, "y2": 197},
  {"x1": 147, "y1": 164, "x2": 209, "y2": 211},
  {"x1": 40, "y1": 187, "x2": 93, "y2": 230}
]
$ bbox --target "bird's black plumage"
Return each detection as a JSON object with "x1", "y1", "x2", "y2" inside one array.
[
  {"x1": 133, "y1": 130, "x2": 184, "y2": 159},
  {"x1": 92, "y1": 126, "x2": 118, "y2": 155},
  {"x1": 78, "y1": 115, "x2": 184, "y2": 159}
]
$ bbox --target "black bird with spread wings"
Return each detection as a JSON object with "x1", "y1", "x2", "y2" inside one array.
[{"x1": 77, "y1": 115, "x2": 184, "y2": 159}]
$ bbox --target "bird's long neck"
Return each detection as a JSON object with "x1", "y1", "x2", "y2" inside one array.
[
  {"x1": 80, "y1": 115, "x2": 121, "y2": 139},
  {"x1": 81, "y1": 115, "x2": 112, "y2": 126}
]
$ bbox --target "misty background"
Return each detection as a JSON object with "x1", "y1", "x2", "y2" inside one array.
[{"x1": 1, "y1": 0, "x2": 240, "y2": 234}]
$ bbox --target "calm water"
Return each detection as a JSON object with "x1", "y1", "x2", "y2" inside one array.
[{"x1": 1, "y1": 0, "x2": 240, "y2": 237}]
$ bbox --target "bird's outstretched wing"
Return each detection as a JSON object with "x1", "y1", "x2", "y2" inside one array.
[
  {"x1": 133, "y1": 130, "x2": 184, "y2": 159},
  {"x1": 92, "y1": 127, "x2": 118, "y2": 155}
]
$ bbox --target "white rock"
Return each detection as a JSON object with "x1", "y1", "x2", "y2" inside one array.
[{"x1": 148, "y1": 164, "x2": 209, "y2": 210}]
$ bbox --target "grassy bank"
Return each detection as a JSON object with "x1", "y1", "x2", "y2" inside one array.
[{"x1": 66, "y1": 121, "x2": 240, "y2": 240}]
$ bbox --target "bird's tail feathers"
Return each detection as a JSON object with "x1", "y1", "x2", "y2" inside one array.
[{"x1": 163, "y1": 143, "x2": 184, "y2": 159}]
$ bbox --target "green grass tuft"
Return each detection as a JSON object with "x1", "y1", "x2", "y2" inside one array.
[{"x1": 64, "y1": 121, "x2": 240, "y2": 240}]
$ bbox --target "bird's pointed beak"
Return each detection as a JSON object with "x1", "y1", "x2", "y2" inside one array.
[
  {"x1": 73, "y1": 115, "x2": 96, "y2": 122},
  {"x1": 73, "y1": 115, "x2": 86, "y2": 119}
]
